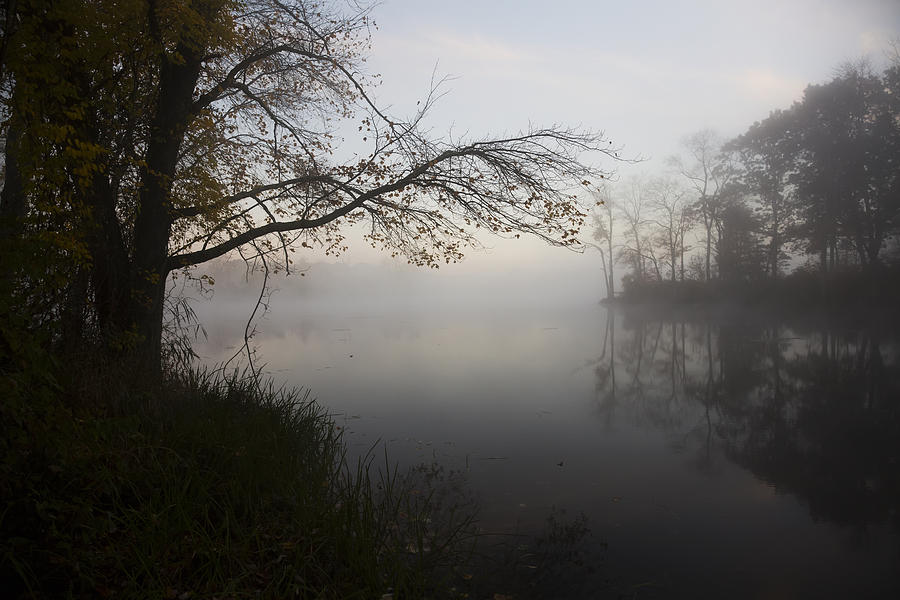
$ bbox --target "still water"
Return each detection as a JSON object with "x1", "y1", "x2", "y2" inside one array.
[{"x1": 195, "y1": 299, "x2": 900, "y2": 598}]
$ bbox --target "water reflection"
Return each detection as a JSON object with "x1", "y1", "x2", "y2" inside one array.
[
  {"x1": 593, "y1": 309, "x2": 900, "y2": 534},
  {"x1": 195, "y1": 302, "x2": 900, "y2": 596}
]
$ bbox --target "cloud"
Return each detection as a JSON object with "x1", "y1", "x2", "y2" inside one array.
[
  {"x1": 859, "y1": 29, "x2": 896, "y2": 56},
  {"x1": 732, "y1": 68, "x2": 807, "y2": 105},
  {"x1": 427, "y1": 31, "x2": 534, "y2": 66},
  {"x1": 372, "y1": 27, "x2": 548, "y2": 93}
]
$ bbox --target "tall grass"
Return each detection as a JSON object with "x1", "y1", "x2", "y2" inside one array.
[{"x1": 1, "y1": 365, "x2": 479, "y2": 599}]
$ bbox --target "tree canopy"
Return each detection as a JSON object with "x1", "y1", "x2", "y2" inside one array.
[{"x1": 0, "y1": 0, "x2": 615, "y2": 371}]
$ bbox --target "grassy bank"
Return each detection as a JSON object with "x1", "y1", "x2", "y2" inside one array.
[{"x1": 1, "y1": 361, "x2": 479, "y2": 599}]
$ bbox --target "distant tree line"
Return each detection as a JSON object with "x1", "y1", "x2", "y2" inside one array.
[{"x1": 595, "y1": 61, "x2": 900, "y2": 305}]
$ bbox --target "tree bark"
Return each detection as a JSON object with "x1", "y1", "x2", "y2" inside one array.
[
  {"x1": 704, "y1": 209, "x2": 712, "y2": 281},
  {"x1": 607, "y1": 227, "x2": 615, "y2": 298},
  {"x1": 128, "y1": 46, "x2": 203, "y2": 373},
  {"x1": 85, "y1": 167, "x2": 131, "y2": 338},
  {"x1": 0, "y1": 104, "x2": 26, "y2": 244},
  {"x1": 0, "y1": 94, "x2": 27, "y2": 299}
]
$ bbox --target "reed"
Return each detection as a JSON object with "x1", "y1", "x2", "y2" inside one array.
[{"x1": 1, "y1": 365, "x2": 479, "y2": 599}]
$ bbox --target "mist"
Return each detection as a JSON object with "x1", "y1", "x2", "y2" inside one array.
[
  {"x1": 5, "y1": 0, "x2": 900, "y2": 597},
  {"x1": 186, "y1": 244, "x2": 603, "y2": 346}
]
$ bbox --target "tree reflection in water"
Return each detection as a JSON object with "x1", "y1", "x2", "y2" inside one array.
[{"x1": 593, "y1": 308, "x2": 900, "y2": 533}]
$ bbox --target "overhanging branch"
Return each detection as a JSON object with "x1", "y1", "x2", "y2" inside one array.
[{"x1": 173, "y1": 174, "x2": 351, "y2": 219}]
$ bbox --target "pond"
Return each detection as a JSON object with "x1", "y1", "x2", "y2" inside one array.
[{"x1": 194, "y1": 296, "x2": 900, "y2": 598}]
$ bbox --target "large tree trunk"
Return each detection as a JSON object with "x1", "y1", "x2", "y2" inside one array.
[
  {"x1": 59, "y1": 266, "x2": 90, "y2": 354},
  {"x1": 63, "y1": 101, "x2": 134, "y2": 349},
  {"x1": 86, "y1": 167, "x2": 131, "y2": 340},
  {"x1": 128, "y1": 47, "x2": 203, "y2": 373},
  {"x1": 0, "y1": 92, "x2": 28, "y2": 307},
  {"x1": 0, "y1": 105, "x2": 26, "y2": 245}
]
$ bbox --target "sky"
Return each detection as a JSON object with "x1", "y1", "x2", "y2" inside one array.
[{"x1": 307, "y1": 0, "x2": 900, "y2": 289}]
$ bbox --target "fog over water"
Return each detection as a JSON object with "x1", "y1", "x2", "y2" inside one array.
[
  {"x1": 145, "y1": 0, "x2": 900, "y2": 594},
  {"x1": 190, "y1": 261, "x2": 900, "y2": 598},
  {"x1": 5, "y1": 0, "x2": 900, "y2": 596}
]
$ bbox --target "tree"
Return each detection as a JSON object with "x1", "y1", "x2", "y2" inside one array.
[
  {"x1": 790, "y1": 62, "x2": 900, "y2": 270},
  {"x1": 717, "y1": 200, "x2": 765, "y2": 282},
  {"x1": 590, "y1": 184, "x2": 617, "y2": 299},
  {"x1": 617, "y1": 175, "x2": 652, "y2": 282},
  {"x1": 647, "y1": 176, "x2": 690, "y2": 281},
  {"x1": 670, "y1": 129, "x2": 733, "y2": 281},
  {"x1": 0, "y1": 0, "x2": 616, "y2": 373},
  {"x1": 723, "y1": 62, "x2": 900, "y2": 278},
  {"x1": 726, "y1": 110, "x2": 796, "y2": 279}
]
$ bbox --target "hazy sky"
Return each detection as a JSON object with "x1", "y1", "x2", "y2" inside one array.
[
  {"x1": 366, "y1": 0, "x2": 897, "y2": 161},
  {"x1": 314, "y1": 0, "x2": 899, "y2": 278}
]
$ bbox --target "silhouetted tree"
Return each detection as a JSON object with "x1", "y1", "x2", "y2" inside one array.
[
  {"x1": 591, "y1": 184, "x2": 618, "y2": 299},
  {"x1": 790, "y1": 62, "x2": 900, "y2": 270},
  {"x1": 617, "y1": 175, "x2": 653, "y2": 282},
  {"x1": 0, "y1": 0, "x2": 615, "y2": 373},
  {"x1": 717, "y1": 201, "x2": 765, "y2": 282},
  {"x1": 648, "y1": 176, "x2": 691, "y2": 281},
  {"x1": 670, "y1": 130, "x2": 733, "y2": 281},
  {"x1": 726, "y1": 110, "x2": 796, "y2": 279}
]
